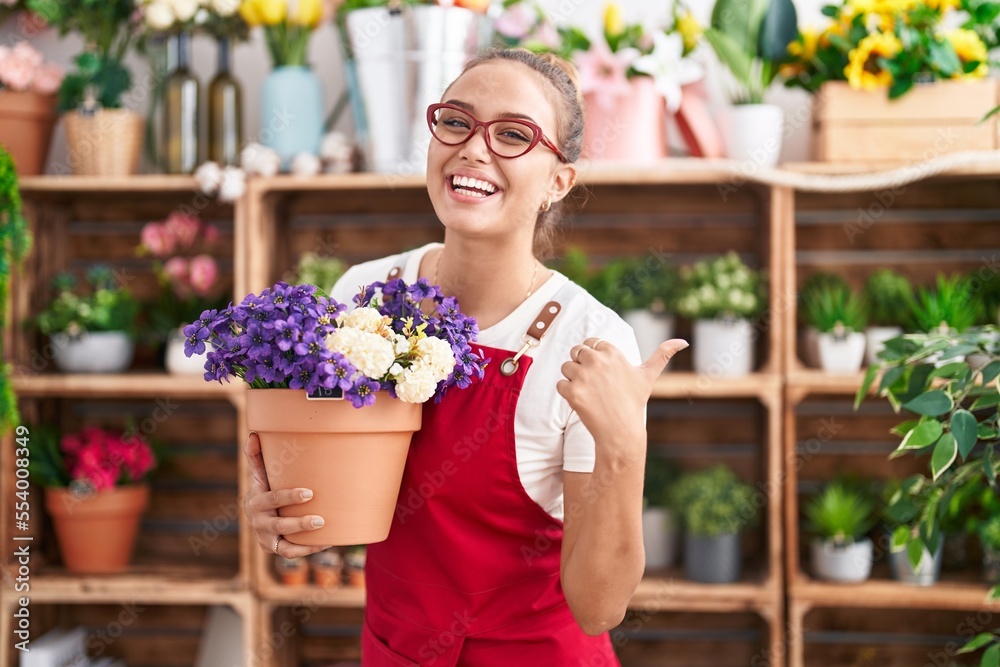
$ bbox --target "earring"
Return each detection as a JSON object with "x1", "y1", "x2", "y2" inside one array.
[{"x1": 540, "y1": 199, "x2": 551, "y2": 212}]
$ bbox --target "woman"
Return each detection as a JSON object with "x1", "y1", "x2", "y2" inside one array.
[{"x1": 244, "y1": 48, "x2": 688, "y2": 665}]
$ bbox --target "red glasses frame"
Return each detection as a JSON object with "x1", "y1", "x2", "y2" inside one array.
[{"x1": 426, "y1": 103, "x2": 569, "y2": 163}]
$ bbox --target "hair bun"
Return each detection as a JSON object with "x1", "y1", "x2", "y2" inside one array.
[{"x1": 535, "y1": 52, "x2": 583, "y2": 106}]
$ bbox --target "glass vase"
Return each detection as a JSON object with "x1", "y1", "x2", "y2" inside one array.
[
  {"x1": 261, "y1": 65, "x2": 323, "y2": 169},
  {"x1": 163, "y1": 31, "x2": 200, "y2": 174},
  {"x1": 208, "y1": 37, "x2": 243, "y2": 167}
]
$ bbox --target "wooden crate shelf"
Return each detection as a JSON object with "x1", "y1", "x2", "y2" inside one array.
[
  {"x1": 16, "y1": 568, "x2": 247, "y2": 604},
  {"x1": 790, "y1": 576, "x2": 1000, "y2": 611},
  {"x1": 11, "y1": 373, "x2": 244, "y2": 404},
  {"x1": 652, "y1": 372, "x2": 781, "y2": 400}
]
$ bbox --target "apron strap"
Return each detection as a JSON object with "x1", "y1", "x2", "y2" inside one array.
[
  {"x1": 499, "y1": 301, "x2": 562, "y2": 376},
  {"x1": 386, "y1": 264, "x2": 404, "y2": 281}
]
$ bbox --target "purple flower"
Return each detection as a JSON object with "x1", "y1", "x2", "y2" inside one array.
[
  {"x1": 322, "y1": 355, "x2": 356, "y2": 392},
  {"x1": 183, "y1": 321, "x2": 211, "y2": 356},
  {"x1": 347, "y1": 377, "x2": 379, "y2": 408},
  {"x1": 273, "y1": 315, "x2": 301, "y2": 351},
  {"x1": 293, "y1": 330, "x2": 325, "y2": 360}
]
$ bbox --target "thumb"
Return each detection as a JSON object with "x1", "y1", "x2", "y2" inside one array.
[{"x1": 640, "y1": 338, "x2": 689, "y2": 382}]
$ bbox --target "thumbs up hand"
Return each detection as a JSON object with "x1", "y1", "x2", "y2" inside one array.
[{"x1": 557, "y1": 337, "x2": 689, "y2": 450}]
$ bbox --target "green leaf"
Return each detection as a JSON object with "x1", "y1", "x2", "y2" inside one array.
[
  {"x1": 973, "y1": 389, "x2": 1000, "y2": 411},
  {"x1": 903, "y1": 390, "x2": 953, "y2": 417},
  {"x1": 987, "y1": 453, "x2": 998, "y2": 488},
  {"x1": 879, "y1": 365, "x2": 907, "y2": 394},
  {"x1": 711, "y1": 0, "x2": 770, "y2": 60},
  {"x1": 703, "y1": 28, "x2": 753, "y2": 87},
  {"x1": 931, "y1": 433, "x2": 958, "y2": 481},
  {"x1": 758, "y1": 0, "x2": 799, "y2": 62},
  {"x1": 891, "y1": 525, "x2": 910, "y2": 550},
  {"x1": 991, "y1": 584, "x2": 1000, "y2": 600},
  {"x1": 930, "y1": 361, "x2": 968, "y2": 379},
  {"x1": 901, "y1": 418, "x2": 943, "y2": 449},
  {"x1": 983, "y1": 361, "x2": 1000, "y2": 385},
  {"x1": 856, "y1": 365, "x2": 879, "y2": 409},
  {"x1": 952, "y1": 409, "x2": 978, "y2": 461},
  {"x1": 941, "y1": 344, "x2": 979, "y2": 359},
  {"x1": 907, "y1": 535, "x2": 926, "y2": 569},
  {"x1": 984, "y1": 644, "x2": 1000, "y2": 667},
  {"x1": 891, "y1": 418, "x2": 920, "y2": 438},
  {"x1": 902, "y1": 364, "x2": 935, "y2": 403},
  {"x1": 979, "y1": 424, "x2": 999, "y2": 440},
  {"x1": 960, "y1": 633, "x2": 998, "y2": 654},
  {"x1": 928, "y1": 37, "x2": 962, "y2": 77}
]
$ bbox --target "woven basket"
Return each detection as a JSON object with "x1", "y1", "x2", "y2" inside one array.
[{"x1": 64, "y1": 108, "x2": 144, "y2": 176}]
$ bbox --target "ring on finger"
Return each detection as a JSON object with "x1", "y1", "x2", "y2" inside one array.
[
  {"x1": 573, "y1": 346, "x2": 584, "y2": 363},
  {"x1": 273, "y1": 536, "x2": 281, "y2": 555},
  {"x1": 589, "y1": 337, "x2": 606, "y2": 352}
]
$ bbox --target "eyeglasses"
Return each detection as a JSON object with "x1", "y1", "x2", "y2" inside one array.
[{"x1": 426, "y1": 103, "x2": 569, "y2": 163}]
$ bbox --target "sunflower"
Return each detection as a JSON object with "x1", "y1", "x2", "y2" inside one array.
[
  {"x1": 946, "y1": 28, "x2": 989, "y2": 78},
  {"x1": 844, "y1": 31, "x2": 902, "y2": 90},
  {"x1": 925, "y1": 0, "x2": 961, "y2": 11}
]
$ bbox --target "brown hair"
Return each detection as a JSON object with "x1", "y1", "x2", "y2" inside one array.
[{"x1": 454, "y1": 48, "x2": 585, "y2": 259}]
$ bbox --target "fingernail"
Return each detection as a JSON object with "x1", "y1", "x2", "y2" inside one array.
[
  {"x1": 311, "y1": 517, "x2": 325, "y2": 528},
  {"x1": 678, "y1": 340, "x2": 690, "y2": 350},
  {"x1": 248, "y1": 431, "x2": 257, "y2": 439},
  {"x1": 301, "y1": 489, "x2": 313, "y2": 500}
]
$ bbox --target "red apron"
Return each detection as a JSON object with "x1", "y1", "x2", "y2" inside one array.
[{"x1": 363, "y1": 299, "x2": 620, "y2": 666}]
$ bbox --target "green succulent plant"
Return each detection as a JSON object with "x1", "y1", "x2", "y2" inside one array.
[
  {"x1": 863, "y1": 269, "x2": 916, "y2": 329},
  {"x1": 286, "y1": 253, "x2": 348, "y2": 293},
  {"x1": 806, "y1": 480, "x2": 876, "y2": 544},
  {"x1": 675, "y1": 252, "x2": 767, "y2": 320},
  {"x1": 912, "y1": 273, "x2": 982, "y2": 333},
  {"x1": 34, "y1": 265, "x2": 140, "y2": 338},
  {"x1": 800, "y1": 282, "x2": 868, "y2": 334},
  {"x1": 669, "y1": 465, "x2": 758, "y2": 537}
]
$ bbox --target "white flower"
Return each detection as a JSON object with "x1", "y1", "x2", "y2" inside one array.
[
  {"x1": 388, "y1": 363, "x2": 403, "y2": 377},
  {"x1": 241, "y1": 142, "x2": 281, "y2": 177},
  {"x1": 341, "y1": 307, "x2": 388, "y2": 334},
  {"x1": 194, "y1": 160, "x2": 222, "y2": 194},
  {"x1": 630, "y1": 31, "x2": 703, "y2": 113},
  {"x1": 217, "y1": 166, "x2": 246, "y2": 203},
  {"x1": 325, "y1": 328, "x2": 395, "y2": 379},
  {"x1": 194, "y1": 7, "x2": 209, "y2": 23},
  {"x1": 211, "y1": 0, "x2": 240, "y2": 15},
  {"x1": 170, "y1": 0, "x2": 199, "y2": 22},
  {"x1": 145, "y1": 1, "x2": 175, "y2": 30},
  {"x1": 291, "y1": 152, "x2": 321, "y2": 176},
  {"x1": 320, "y1": 131, "x2": 355, "y2": 173},
  {"x1": 393, "y1": 334, "x2": 411, "y2": 356},
  {"x1": 415, "y1": 336, "x2": 455, "y2": 382},
  {"x1": 394, "y1": 363, "x2": 439, "y2": 403}
]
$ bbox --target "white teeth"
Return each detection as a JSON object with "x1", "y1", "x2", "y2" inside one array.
[{"x1": 451, "y1": 175, "x2": 497, "y2": 194}]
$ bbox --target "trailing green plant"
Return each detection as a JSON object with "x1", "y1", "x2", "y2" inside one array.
[
  {"x1": 35, "y1": 265, "x2": 140, "y2": 338},
  {"x1": 26, "y1": 0, "x2": 137, "y2": 111},
  {"x1": 913, "y1": 273, "x2": 982, "y2": 333},
  {"x1": 859, "y1": 325, "x2": 1000, "y2": 576},
  {"x1": 800, "y1": 282, "x2": 868, "y2": 334},
  {"x1": 863, "y1": 269, "x2": 916, "y2": 329},
  {"x1": 675, "y1": 251, "x2": 767, "y2": 321},
  {"x1": 668, "y1": 464, "x2": 758, "y2": 537},
  {"x1": 643, "y1": 454, "x2": 681, "y2": 509},
  {"x1": 0, "y1": 148, "x2": 31, "y2": 436},
  {"x1": 806, "y1": 480, "x2": 877, "y2": 544},
  {"x1": 981, "y1": 515, "x2": 1000, "y2": 553},
  {"x1": 703, "y1": 0, "x2": 799, "y2": 104},
  {"x1": 596, "y1": 257, "x2": 680, "y2": 314}
]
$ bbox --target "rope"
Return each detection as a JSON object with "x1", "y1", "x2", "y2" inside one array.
[{"x1": 651, "y1": 150, "x2": 1000, "y2": 192}]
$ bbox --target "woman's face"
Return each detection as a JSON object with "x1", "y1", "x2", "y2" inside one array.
[{"x1": 426, "y1": 60, "x2": 576, "y2": 244}]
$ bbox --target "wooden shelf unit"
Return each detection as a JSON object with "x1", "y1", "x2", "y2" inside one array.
[{"x1": 780, "y1": 169, "x2": 1000, "y2": 667}]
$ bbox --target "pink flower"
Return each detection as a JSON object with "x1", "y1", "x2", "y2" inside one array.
[
  {"x1": 0, "y1": 42, "x2": 41, "y2": 92},
  {"x1": 32, "y1": 63, "x2": 63, "y2": 95},
  {"x1": 532, "y1": 22, "x2": 561, "y2": 50},
  {"x1": 574, "y1": 39, "x2": 639, "y2": 111},
  {"x1": 140, "y1": 222, "x2": 175, "y2": 257},
  {"x1": 60, "y1": 434, "x2": 83, "y2": 455},
  {"x1": 188, "y1": 254, "x2": 218, "y2": 297},
  {"x1": 495, "y1": 4, "x2": 536, "y2": 39},
  {"x1": 202, "y1": 223, "x2": 220, "y2": 245},
  {"x1": 165, "y1": 211, "x2": 202, "y2": 251},
  {"x1": 163, "y1": 256, "x2": 192, "y2": 297}
]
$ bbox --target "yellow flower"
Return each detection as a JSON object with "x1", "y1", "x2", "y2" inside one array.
[
  {"x1": 926, "y1": 0, "x2": 960, "y2": 10},
  {"x1": 603, "y1": 2, "x2": 624, "y2": 38},
  {"x1": 290, "y1": 0, "x2": 321, "y2": 27},
  {"x1": 788, "y1": 27, "x2": 819, "y2": 62},
  {"x1": 947, "y1": 28, "x2": 989, "y2": 78},
  {"x1": 256, "y1": 0, "x2": 287, "y2": 25},
  {"x1": 239, "y1": 0, "x2": 262, "y2": 27},
  {"x1": 676, "y1": 11, "x2": 702, "y2": 53},
  {"x1": 844, "y1": 31, "x2": 901, "y2": 91}
]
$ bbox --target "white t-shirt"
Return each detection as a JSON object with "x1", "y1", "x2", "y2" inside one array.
[{"x1": 329, "y1": 242, "x2": 642, "y2": 520}]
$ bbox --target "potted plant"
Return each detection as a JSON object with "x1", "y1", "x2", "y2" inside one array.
[
  {"x1": 601, "y1": 256, "x2": 680, "y2": 365},
  {"x1": 0, "y1": 147, "x2": 31, "y2": 435},
  {"x1": 28, "y1": 423, "x2": 157, "y2": 573},
  {"x1": 806, "y1": 480, "x2": 877, "y2": 583},
  {"x1": 703, "y1": 0, "x2": 798, "y2": 166},
  {"x1": 801, "y1": 281, "x2": 868, "y2": 374},
  {"x1": 642, "y1": 453, "x2": 681, "y2": 570},
  {"x1": 138, "y1": 210, "x2": 227, "y2": 374},
  {"x1": 27, "y1": 0, "x2": 143, "y2": 176},
  {"x1": 669, "y1": 464, "x2": 758, "y2": 584},
  {"x1": 798, "y1": 272, "x2": 848, "y2": 368},
  {"x1": 676, "y1": 252, "x2": 766, "y2": 377},
  {"x1": 0, "y1": 40, "x2": 63, "y2": 175},
  {"x1": 184, "y1": 276, "x2": 486, "y2": 545},
  {"x1": 859, "y1": 326, "x2": 1000, "y2": 586},
  {"x1": 782, "y1": 0, "x2": 1000, "y2": 163},
  {"x1": 862, "y1": 269, "x2": 915, "y2": 365},
  {"x1": 881, "y1": 476, "x2": 944, "y2": 586},
  {"x1": 913, "y1": 274, "x2": 981, "y2": 335},
  {"x1": 981, "y1": 516, "x2": 1000, "y2": 585},
  {"x1": 34, "y1": 266, "x2": 140, "y2": 374},
  {"x1": 283, "y1": 252, "x2": 348, "y2": 293}
]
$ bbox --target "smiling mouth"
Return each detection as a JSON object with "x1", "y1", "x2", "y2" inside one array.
[{"x1": 449, "y1": 175, "x2": 500, "y2": 198}]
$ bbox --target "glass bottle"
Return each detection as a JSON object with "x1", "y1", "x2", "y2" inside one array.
[
  {"x1": 163, "y1": 31, "x2": 200, "y2": 174},
  {"x1": 208, "y1": 37, "x2": 243, "y2": 167}
]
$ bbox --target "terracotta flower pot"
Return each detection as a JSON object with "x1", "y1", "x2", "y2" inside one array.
[
  {"x1": 44, "y1": 484, "x2": 149, "y2": 574},
  {"x1": 247, "y1": 388, "x2": 422, "y2": 546},
  {"x1": 0, "y1": 90, "x2": 58, "y2": 175}
]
